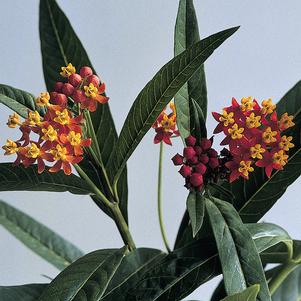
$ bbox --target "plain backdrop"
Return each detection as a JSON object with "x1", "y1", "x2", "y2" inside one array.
[{"x1": 1, "y1": 1, "x2": 301, "y2": 300}]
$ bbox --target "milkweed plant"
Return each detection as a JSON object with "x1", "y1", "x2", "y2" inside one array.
[{"x1": 0, "y1": 1, "x2": 301, "y2": 301}]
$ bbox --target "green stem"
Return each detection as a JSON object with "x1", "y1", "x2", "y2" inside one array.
[
  {"x1": 157, "y1": 142, "x2": 171, "y2": 253},
  {"x1": 74, "y1": 164, "x2": 136, "y2": 250},
  {"x1": 269, "y1": 261, "x2": 298, "y2": 295}
]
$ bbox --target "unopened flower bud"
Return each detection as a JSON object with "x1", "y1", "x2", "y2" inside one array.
[
  {"x1": 87, "y1": 75, "x2": 100, "y2": 87},
  {"x1": 62, "y1": 83, "x2": 75, "y2": 96},
  {"x1": 195, "y1": 163, "x2": 207, "y2": 175},
  {"x1": 68, "y1": 73, "x2": 82, "y2": 87},
  {"x1": 188, "y1": 156, "x2": 198, "y2": 165},
  {"x1": 190, "y1": 173, "x2": 203, "y2": 187},
  {"x1": 185, "y1": 135, "x2": 196, "y2": 146},
  {"x1": 72, "y1": 90, "x2": 87, "y2": 103},
  {"x1": 199, "y1": 154, "x2": 209, "y2": 164},
  {"x1": 183, "y1": 146, "x2": 196, "y2": 160},
  {"x1": 194, "y1": 146, "x2": 203, "y2": 155},
  {"x1": 54, "y1": 82, "x2": 64, "y2": 92},
  {"x1": 200, "y1": 138, "x2": 212, "y2": 151},
  {"x1": 172, "y1": 153, "x2": 184, "y2": 165},
  {"x1": 207, "y1": 148, "x2": 218, "y2": 158},
  {"x1": 209, "y1": 157, "x2": 219, "y2": 169},
  {"x1": 179, "y1": 165, "x2": 191, "y2": 177},
  {"x1": 80, "y1": 66, "x2": 93, "y2": 78},
  {"x1": 52, "y1": 93, "x2": 67, "y2": 106}
]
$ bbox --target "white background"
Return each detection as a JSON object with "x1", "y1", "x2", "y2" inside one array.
[{"x1": 1, "y1": 1, "x2": 301, "y2": 299}]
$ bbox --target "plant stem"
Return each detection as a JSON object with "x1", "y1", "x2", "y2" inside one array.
[
  {"x1": 74, "y1": 164, "x2": 136, "y2": 250},
  {"x1": 269, "y1": 261, "x2": 298, "y2": 295},
  {"x1": 157, "y1": 142, "x2": 171, "y2": 253}
]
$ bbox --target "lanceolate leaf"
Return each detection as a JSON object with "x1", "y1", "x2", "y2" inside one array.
[
  {"x1": 111, "y1": 26, "x2": 239, "y2": 181},
  {"x1": 230, "y1": 81, "x2": 301, "y2": 222},
  {"x1": 220, "y1": 285, "x2": 260, "y2": 301},
  {"x1": 186, "y1": 191, "x2": 205, "y2": 237},
  {"x1": 38, "y1": 247, "x2": 127, "y2": 301},
  {"x1": 39, "y1": 0, "x2": 128, "y2": 220},
  {"x1": 0, "y1": 284, "x2": 47, "y2": 301},
  {"x1": 0, "y1": 200, "x2": 83, "y2": 270},
  {"x1": 102, "y1": 248, "x2": 166, "y2": 300},
  {"x1": 174, "y1": 0, "x2": 208, "y2": 139},
  {"x1": 0, "y1": 84, "x2": 45, "y2": 118},
  {"x1": 205, "y1": 198, "x2": 271, "y2": 300},
  {"x1": 127, "y1": 222, "x2": 282, "y2": 301},
  {"x1": 0, "y1": 163, "x2": 90, "y2": 195}
]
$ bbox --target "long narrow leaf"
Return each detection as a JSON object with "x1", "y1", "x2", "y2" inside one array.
[
  {"x1": 0, "y1": 284, "x2": 47, "y2": 301},
  {"x1": 0, "y1": 200, "x2": 84, "y2": 270}
]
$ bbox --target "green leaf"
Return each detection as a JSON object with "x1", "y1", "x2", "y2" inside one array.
[
  {"x1": 0, "y1": 200, "x2": 84, "y2": 270},
  {"x1": 38, "y1": 247, "x2": 127, "y2": 301},
  {"x1": 205, "y1": 198, "x2": 270, "y2": 300},
  {"x1": 174, "y1": 0, "x2": 208, "y2": 140},
  {"x1": 0, "y1": 84, "x2": 45, "y2": 118},
  {"x1": 186, "y1": 191, "x2": 205, "y2": 237},
  {"x1": 102, "y1": 248, "x2": 166, "y2": 300},
  {"x1": 0, "y1": 163, "x2": 90, "y2": 195},
  {"x1": 0, "y1": 284, "x2": 47, "y2": 301},
  {"x1": 271, "y1": 265, "x2": 301, "y2": 301},
  {"x1": 229, "y1": 81, "x2": 301, "y2": 222},
  {"x1": 111, "y1": 26, "x2": 239, "y2": 181},
  {"x1": 220, "y1": 285, "x2": 260, "y2": 301},
  {"x1": 190, "y1": 98, "x2": 207, "y2": 139},
  {"x1": 39, "y1": 0, "x2": 128, "y2": 220}
]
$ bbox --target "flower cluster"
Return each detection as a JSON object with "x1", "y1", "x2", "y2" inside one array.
[
  {"x1": 1, "y1": 64, "x2": 100, "y2": 175},
  {"x1": 53, "y1": 63, "x2": 109, "y2": 112},
  {"x1": 152, "y1": 101, "x2": 179, "y2": 145},
  {"x1": 171, "y1": 135, "x2": 220, "y2": 191},
  {"x1": 212, "y1": 97, "x2": 295, "y2": 182}
]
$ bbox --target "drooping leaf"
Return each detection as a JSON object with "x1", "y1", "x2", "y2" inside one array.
[
  {"x1": 205, "y1": 198, "x2": 271, "y2": 300},
  {"x1": 174, "y1": 0, "x2": 208, "y2": 140},
  {"x1": 101, "y1": 248, "x2": 166, "y2": 300},
  {"x1": 186, "y1": 191, "x2": 205, "y2": 237},
  {"x1": 220, "y1": 285, "x2": 260, "y2": 301},
  {"x1": 0, "y1": 163, "x2": 90, "y2": 195},
  {"x1": 0, "y1": 200, "x2": 83, "y2": 270},
  {"x1": 111, "y1": 26, "x2": 239, "y2": 182},
  {"x1": 0, "y1": 84, "x2": 45, "y2": 118},
  {"x1": 38, "y1": 247, "x2": 127, "y2": 301},
  {"x1": 0, "y1": 284, "x2": 47, "y2": 301},
  {"x1": 39, "y1": 0, "x2": 128, "y2": 220}
]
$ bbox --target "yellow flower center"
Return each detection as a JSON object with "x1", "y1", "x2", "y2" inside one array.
[
  {"x1": 279, "y1": 113, "x2": 295, "y2": 130},
  {"x1": 54, "y1": 109, "x2": 70, "y2": 125},
  {"x1": 7, "y1": 113, "x2": 21, "y2": 128},
  {"x1": 241, "y1": 96, "x2": 254, "y2": 111},
  {"x1": 27, "y1": 111, "x2": 41, "y2": 126},
  {"x1": 60, "y1": 63, "x2": 76, "y2": 77},
  {"x1": 250, "y1": 144, "x2": 265, "y2": 159},
  {"x1": 26, "y1": 143, "x2": 40, "y2": 158},
  {"x1": 262, "y1": 127, "x2": 277, "y2": 144},
  {"x1": 219, "y1": 110, "x2": 234, "y2": 126},
  {"x1": 238, "y1": 160, "x2": 254, "y2": 177},
  {"x1": 273, "y1": 150, "x2": 288, "y2": 166},
  {"x1": 160, "y1": 114, "x2": 176, "y2": 132},
  {"x1": 41, "y1": 125, "x2": 58, "y2": 141},
  {"x1": 261, "y1": 98, "x2": 276, "y2": 115},
  {"x1": 246, "y1": 112, "x2": 261, "y2": 128},
  {"x1": 51, "y1": 144, "x2": 67, "y2": 161},
  {"x1": 2, "y1": 139, "x2": 18, "y2": 155},
  {"x1": 84, "y1": 83, "x2": 98, "y2": 98},
  {"x1": 228, "y1": 123, "x2": 244, "y2": 139},
  {"x1": 68, "y1": 131, "x2": 82, "y2": 146},
  {"x1": 279, "y1": 135, "x2": 294, "y2": 151},
  {"x1": 36, "y1": 92, "x2": 50, "y2": 107}
]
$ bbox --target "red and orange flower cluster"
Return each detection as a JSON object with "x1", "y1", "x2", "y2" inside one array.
[
  {"x1": 2, "y1": 63, "x2": 109, "y2": 175},
  {"x1": 53, "y1": 63, "x2": 109, "y2": 112},
  {"x1": 152, "y1": 102, "x2": 179, "y2": 145},
  {"x1": 212, "y1": 97, "x2": 295, "y2": 182},
  {"x1": 172, "y1": 135, "x2": 221, "y2": 190}
]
